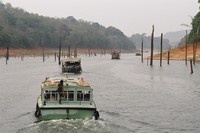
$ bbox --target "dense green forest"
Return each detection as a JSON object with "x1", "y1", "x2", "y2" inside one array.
[
  {"x1": 180, "y1": 1, "x2": 200, "y2": 46},
  {"x1": 187, "y1": 11, "x2": 200, "y2": 43},
  {"x1": 0, "y1": 2, "x2": 136, "y2": 50}
]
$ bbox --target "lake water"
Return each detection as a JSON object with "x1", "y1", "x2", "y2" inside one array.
[{"x1": 0, "y1": 54, "x2": 200, "y2": 133}]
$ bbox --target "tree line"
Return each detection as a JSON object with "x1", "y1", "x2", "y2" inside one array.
[
  {"x1": 179, "y1": 1, "x2": 200, "y2": 46},
  {"x1": 0, "y1": 2, "x2": 136, "y2": 50}
]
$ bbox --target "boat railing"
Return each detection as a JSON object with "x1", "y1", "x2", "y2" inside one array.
[{"x1": 42, "y1": 91, "x2": 92, "y2": 105}]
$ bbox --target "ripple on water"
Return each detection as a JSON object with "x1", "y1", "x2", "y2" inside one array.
[{"x1": 17, "y1": 118, "x2": 137, "y2": 133}]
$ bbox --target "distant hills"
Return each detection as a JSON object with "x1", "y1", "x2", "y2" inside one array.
[
  {"x1": 164, "y1": 30, "x2": 190, "y2": 48},
  {"x1": 129, "y1": 30, "x2": 189, "y2": 50},
  {"x1": 129, "y1": 33, "x2": 171, "y2": 50},
  {"x1": 0, "y1": 2, "x2": 136, "y2": 51}
]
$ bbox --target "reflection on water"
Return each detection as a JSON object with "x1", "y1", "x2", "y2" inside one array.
[{"x1": 1, "y1": 54, "x2": 200, "y2": 132}]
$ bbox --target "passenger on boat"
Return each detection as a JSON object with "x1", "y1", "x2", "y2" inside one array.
[{"x1": 57, "y1": 80, "x2": 64, "y2": 103}]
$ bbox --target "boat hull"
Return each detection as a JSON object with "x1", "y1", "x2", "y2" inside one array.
[{"x1": 36, "y1": 107, "x2": 96, "y2": 120}]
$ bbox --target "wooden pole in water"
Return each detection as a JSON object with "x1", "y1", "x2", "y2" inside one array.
[
  {"x1": 185, "y1": 30, "x2": 188, "y2": 65},
  {"x1": 190, "y1": 60, "x2": 193, "y2": 74},
  {"x1": 150, "y1": 25, "x2": 154, "y2": 66},
  {"x1": 167, "y1": 50, "x2": 170, "y2": 65},
  {"x1": 67, "y1": 45, "x2": 71, "y2": 58},
  {"x1": 58, "y1": 31, "x2": 61, "y2": 65},
  {"x1": 6, "y1": 47, "x2": 9, "y2": 64},
  {"x1": 6, "y1": 47, "x2": 9, "y2": 60},
  {"x1": 88, "y1": 49, "x2": 90, "y2": 57},
  {"x1": 55, "y1": 52, "x2": 56, "y2": 62},
  {"x1": 42, "y1": 46, "x2": 45, "y2": 62},
  {"x1": 160, "y1": 33, "x2": 163, "y2": 67},
  {"x1": 141, "y1": 38, "x2": 143, "y2": 63}
]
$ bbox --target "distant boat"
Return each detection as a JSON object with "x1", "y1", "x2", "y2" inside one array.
[
  {"x1": 35, "y1": 76, "x2": 99, "y2": 120},
  {"x1": 111, "y1": 51, "x2": 120, "y2": 59},
  {"x1": 61, "y1": 58, "x2": 82, "y2": 73},
  {"x1": 135, "y1": 53, "x2": 141, "y2": 56}
]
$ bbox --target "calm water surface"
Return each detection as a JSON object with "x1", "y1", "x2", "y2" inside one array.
[{"x1": 0, "y1": 54, "x2": 200, "y2": 133}]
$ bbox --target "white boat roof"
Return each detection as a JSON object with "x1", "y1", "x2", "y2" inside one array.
[
  {"x1": 61, "y1": 58, "x2": 81, "y2": 63},
  {"x1": 42, "y1": 77, "x2": 91, "y2": 89}
]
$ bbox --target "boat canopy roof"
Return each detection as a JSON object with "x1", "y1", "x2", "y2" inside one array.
[
  {"x1": 61, "y1": 58, "x2": 81, "y2": 63},
  {"x1": 41, "y1": 77, "x2": 91, "y2": 90}
]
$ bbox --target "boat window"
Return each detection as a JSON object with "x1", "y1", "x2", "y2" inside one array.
[
  {"x1": 66, "y1": 62, "x2": 75, "y2": 66},
  {"x1": 77, "y1": 91, "x2": 83, "y2": 101},
  {"x1": 68, "y1": 91, "x2": 74, "y2": 101},
  {"x1": 51, "y1": 91, "x2": 57, "y2": 101},
  {"x1": 44, "y1": 91, "x2": 57, "y2": 101},
  {"x1": 75, "y1": 62, "x2": 80, "y2": 65},
  {"x1": 84, "y1": 91, "x2": 90, "y2": 101},
  {"x1": 44, "y1": 91, "x2": 50, "y2": 100}
]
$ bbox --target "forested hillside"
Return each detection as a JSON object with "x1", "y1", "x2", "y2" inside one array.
[
  {"x1": 181, "y1": 1, "x2": 200, "y2": 45},
  {"x1": 0, "y1": 2, "x2": 136, "y2": 50},
  {"x1": 187, "y1": 10, "x2": 200, "y2": 44}
]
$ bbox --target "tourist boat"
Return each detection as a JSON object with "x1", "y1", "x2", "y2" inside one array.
[
  {"x1": 61, "y1": 58, "x2": 82, "y2": 73},
  {"x1": 111, "y1": 51, "x2": 120, "y2": 59},
  {"x1": 135, "y1": 53, "x2": 141, "y2": 56},
  {"x1": 35, "y1": 77, "x2": 99, "y2": 120}
]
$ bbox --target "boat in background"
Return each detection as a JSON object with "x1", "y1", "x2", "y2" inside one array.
[
  {"x1": 61, "y1": 58, "x2": 82, "y2": 73},
  {"x1": 35, "y1": 76, "x2": 99, "y2": 120},
  {"x1": 111, "y1": 51, "x2": 120, "y2": 59},
  {"x1": 135, "y1": 53, "x2": 141, "y2": 56}
]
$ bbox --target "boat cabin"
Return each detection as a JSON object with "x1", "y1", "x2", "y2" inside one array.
[
  {"x1": 41, "y1": 77, "x2": 93, "y2": 105},
  {"x1": 61, "y1": 58, "x2": 82, "y2": 73}
]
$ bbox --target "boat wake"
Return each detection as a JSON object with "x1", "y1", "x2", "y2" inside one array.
[{"x1": 17, "y1": 119, "x2": 107, "y2": 133}]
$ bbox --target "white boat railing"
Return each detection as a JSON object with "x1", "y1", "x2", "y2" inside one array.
[{"x1": 42, "y1": 91, "x2": 92, "y2": 105}]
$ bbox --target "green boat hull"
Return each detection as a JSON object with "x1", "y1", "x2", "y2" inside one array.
[{"x1": 37, "y1": 108, "x2": 96, "y2": 120}]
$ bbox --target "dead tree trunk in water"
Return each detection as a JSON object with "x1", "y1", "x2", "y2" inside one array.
[
  {"x1": 150, "y1": 25, "x2": 154, "y2": 66},
  {"x1": 6, "y1": 47, "x2": 9, "y2": 64},
  {"x1": 88, "y1": 49, "x2": 91, "y2": 57},
  {"x1": 167, "y1": 50, "x2": 170, "y2": 65},
  {"x1": 55, "y1": 52, "x2": 56, "y2": 62},
  {"x1": 42, "y1": 46, "x2": 45, "y2": 62},
  {"x1": 6, "y1": 47, "x2": 9, "y2": 60},
  {"x1": 141, "y1": 38, "x2": 143, "y2": 63},
  {"x1": 58, "y1": 31, "x2": 61, "y2": 65},
  {"x1": 67, "y1": 45, "x2": 71, "y2": 58},
  {"x1": 185, "y1": 30, "x2": 188, "y2": 65},
  {"x1": 190, "y1": 60, "x2": 193, "y2": 74},
  {"x1": 160, "y1": 33, "x2": 163, "y2": 67}
]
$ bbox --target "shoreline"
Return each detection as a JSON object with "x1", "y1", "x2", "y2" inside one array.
[
  {"x1": 0, "y1": 48, "x2": 136, "y2": 57},
  {"x1": 152, "y1": 44, "x2": 200, "y2": 61},
  {"x1": 1, "y1": 44, "x2": 200, "y2": 62}
]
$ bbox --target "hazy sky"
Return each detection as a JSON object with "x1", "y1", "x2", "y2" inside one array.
[{"x1": 2, "y1": 0, "x2": 199, "y2": 37}]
